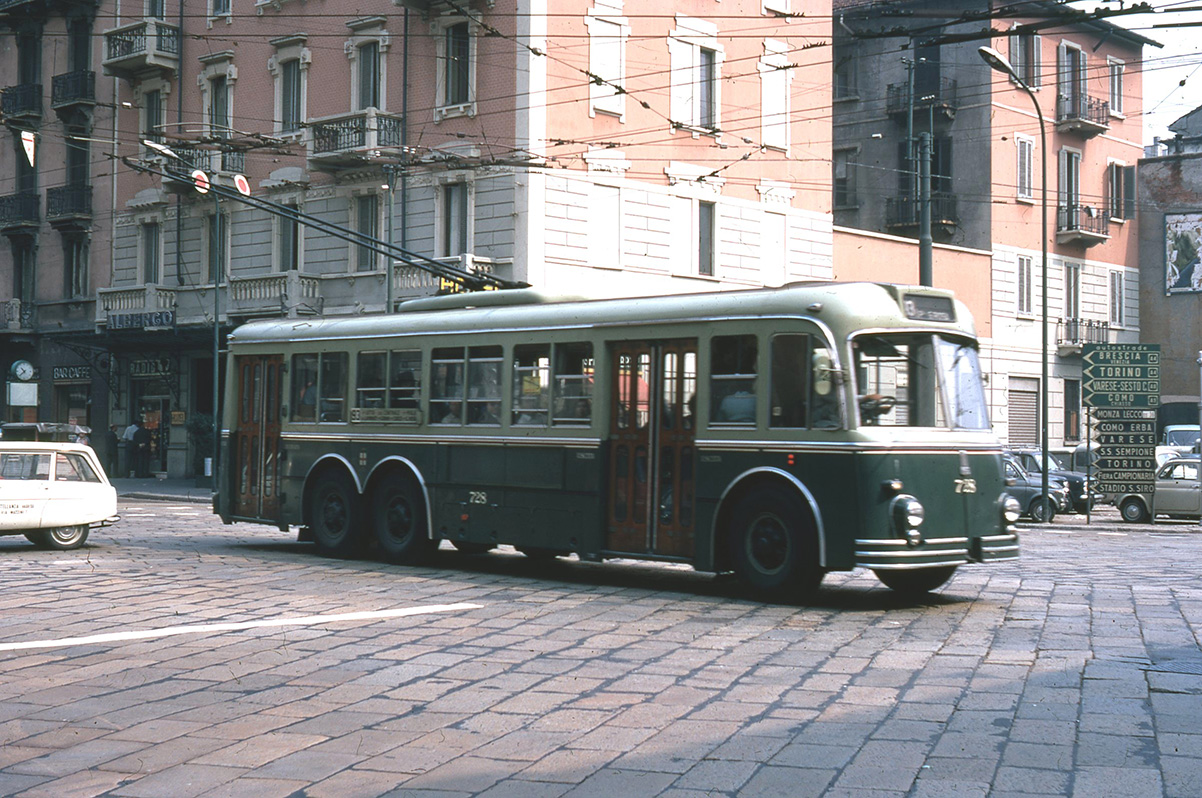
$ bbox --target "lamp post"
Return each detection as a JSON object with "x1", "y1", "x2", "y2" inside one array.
[
  {"x1": 382, "y1": 164, "x2": 400, "y2": 313},
  {"x1": 143, "y1": 139, "x2": 222, "y2": 494},
  {"x1": 979, "y1": 45, "x2": 1050, "y2": 521}
]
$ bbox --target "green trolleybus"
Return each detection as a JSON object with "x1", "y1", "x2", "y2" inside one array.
[{"x1": 215, "y1": 282, "x2": 1020, "y2": 601}]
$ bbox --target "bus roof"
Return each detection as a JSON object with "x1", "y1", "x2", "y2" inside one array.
[{"x1": 227, "y1": 282, "x2": 976, "y2": 346}]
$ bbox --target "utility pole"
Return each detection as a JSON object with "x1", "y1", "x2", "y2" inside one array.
[{"x1": 918, "y1": 131, "x2": 933, "y2": 287}]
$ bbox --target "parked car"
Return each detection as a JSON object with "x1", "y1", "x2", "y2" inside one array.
[
  {"x1": 1115, "y1": 455, "x2": 1202, "y2": 523},
  {"x1": 1003, "y1": 455, "x2": 1071, "y2": 522},
  {"x1": 0, "y1": 442, "x2": 119, "y2": 549},
  {"x1": 1007, "y1": 448, "x2": 1096, "y2": 513},
  {"x1": 1161, "y1": 425, "x2": 1200, "y2": 456}
]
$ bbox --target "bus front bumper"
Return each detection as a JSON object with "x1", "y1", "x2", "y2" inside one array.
[{"x1": 855, "y1": 529, "x2": 1019, "y2": 569}]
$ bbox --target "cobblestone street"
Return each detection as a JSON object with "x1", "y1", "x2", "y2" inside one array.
[{"x1": 0, "y1": 500, "x2": 1199, "y2": 797}]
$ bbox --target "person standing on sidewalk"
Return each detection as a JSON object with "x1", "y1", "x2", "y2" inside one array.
[
  {"x1": 105, "y1": 424, "x2": 119, "y2": 476},
  {"x1": 132, "y1": 420, "x2": 151, "y2": 478}
]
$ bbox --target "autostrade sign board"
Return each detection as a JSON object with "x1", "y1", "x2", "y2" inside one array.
[{"x1": 1082, "y1": 344, "x2": 1160, "y2": 408}]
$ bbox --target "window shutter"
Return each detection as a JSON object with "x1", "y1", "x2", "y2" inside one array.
[
  {"x1": 1123, "y1": 165, "x2": 1136, "y2": 219},
  {"x1": 669, "y1": 38, "x2": 695, "y2": 127},
  {"x1": 761, "y1": 59, "x2": 788, "y2": 149},
  {"x1": 590, "y1": 18, "x2": 623, "y2": 117},
  {"x1": 1008, "y1": 28, "x2": 1022, "y2": 84},
  {"x1": 1056, "y1": 42, "x2": 1068, "y2": 106},
  {"x1": 1031, "y1": 35, "x2": 1042, "y2": 88}
]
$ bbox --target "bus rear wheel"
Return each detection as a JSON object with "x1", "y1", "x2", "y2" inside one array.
[
  {"x1": 874, "y1": 566, "x2": 957, "y2": 596},
  {"x1": 371, "y1": 473, "x2": 434, "y2": 564},
  {"x1": 309, "y1": 471, "x2": 361, "y2": 558},
  {"x1": 728, "y1": 487, "x2": 822, "y2": 603}
]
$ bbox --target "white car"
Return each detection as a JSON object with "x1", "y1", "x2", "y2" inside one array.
[{"x1": 0, "y1": 442, "x2": 119, "y2": 549}]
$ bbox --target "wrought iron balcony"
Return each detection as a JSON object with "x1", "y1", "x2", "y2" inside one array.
[
  {"x1": 885, "y1": 191, "x2": 959, "y2": 231},
  {"x1": 309, "y1": 108, "x2": 405, "y2": 170},
  {"x1": 51, "y1": 71, "x2": 97, "y2": 111},
  {"x1": 886, "y1": 77, "x2": 959, "y2": 121},
  {"x1": 1, "y1": 83, "x2": 42, "y2": 124},
  {"x1": 1057, "y1": 317, "x2": 1110, "y2": 354},
  {"x1": 46, "y1": 185, "x2": 92, "y2": 228},
  {"x1": 1055, "y1": 93, "x2": 1109, "y2": 138},
  {"x1": 0, "y1": 192, "x2": 40, "y2": 232},
  {"x1": 5, "y1": 298, "x2": 33, "y2": 332},
  {"x1": 1056, "y1": 204, "x2": 1110, "y2": 247},
  {"x1": 102, "y1": 19, "x2": 181, "y2": 80}
]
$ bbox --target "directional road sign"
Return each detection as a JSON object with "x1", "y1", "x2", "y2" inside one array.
[{"x1": 1082, "y1": 344, "x2": 1160, "y2": 408}]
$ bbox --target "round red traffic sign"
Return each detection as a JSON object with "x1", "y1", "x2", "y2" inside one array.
[
  {"x1": 191, "y1": 169, "x2": 210, "y2": 195},
  {"x1": 233, "y1": 173, "x2": 251, "y2": 196}
]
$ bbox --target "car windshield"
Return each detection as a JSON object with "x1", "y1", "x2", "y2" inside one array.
[
  {"x1": 1023, "y1": 451, "x2": 1066, "y2": 472},
  {"x1": 1165, "y1": 428, "x2": 1200, "y2": 447},
  {"x1": 852, "y1": 332, "x2": 990, "y2": 430}
]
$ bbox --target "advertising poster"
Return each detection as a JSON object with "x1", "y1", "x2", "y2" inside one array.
[{"x1": 1165, "y1": 212, "x2": 1202, "y2": 292}]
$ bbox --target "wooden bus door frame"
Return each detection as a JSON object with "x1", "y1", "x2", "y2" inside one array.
[
  {"x1": 606, "y1": 339, "x2": 697, "y2": 558},
  {"x1": 233, "y1": 355, "x2": 283, "y2": 519}
]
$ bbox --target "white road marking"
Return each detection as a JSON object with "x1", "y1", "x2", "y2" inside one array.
[
  {"x1": 0, "y1": 603, "x2": 482, "y2": 652},
  {"x1": 1098, "y1": 532, "x2": 1127, "y2": 536}
]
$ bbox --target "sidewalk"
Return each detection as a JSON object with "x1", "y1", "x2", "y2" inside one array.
[{"x1": 111, "y1": 477, "x2": 214, "y2": 504}]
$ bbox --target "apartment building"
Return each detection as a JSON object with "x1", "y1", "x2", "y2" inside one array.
[
  {"x1": 832, "y1": 0, "x2": 1153, "y2": 449},
  {"x1": 0, "y1": 0, "x2": 833, "y2": 477}
]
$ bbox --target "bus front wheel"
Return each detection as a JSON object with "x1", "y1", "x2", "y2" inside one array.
[
  {"x1": 874, "y1": 566, "x2": 957, "y2": 596},
  {"x1": 309, "y1": 471, "x2": 361, "y2": 558},
  {"x1": 371, "y1": 473, "x2": 434, "y2": 564},
  {"x1": 728, "y1": 487, "x2": 823, "y2": 603}
]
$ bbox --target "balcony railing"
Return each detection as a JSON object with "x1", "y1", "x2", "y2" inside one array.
[
  {"x1": 886, "y1": 77, "x2": 959, "y2": 119},
  {"x1": 1, "y1": 83, "x2": 42, "y2": 121},
  {"x1": 5, "y1": 298, "x2": 32, "y2": 331},
  {"x1": 160, "y1": 145, "x2": 245, "y2": 181},
  {"x1": 51, "y1": 70, "x2": 96, "y2": 109},
  {"x1": 103, "y1": 20, "x2": 181, "y2": 80},
  {"x1": 309, "y1": 108, "x2": 405, "y2": 169},
  {"x1": 1057, "y1": 317, "x2": 1110, "y2": 353},
  {"x1": 0, "y1": 192, "x2": 40, "y2": 230},
  {"x1": 1055, "y1": 93, "x2": 1109, "y2": 137},
  {"x1": 47, "y1": 185, "x2": 93, "y2": 226},
  {"x1": 96, "y1": 284, "x2": 177, "y2": 325},
  {"x1": 392, "y1": 255, "x2": 514, "y2": 304},
  {"x1": 1056, "y1": 204, "x2": 1110, "y2": 246},
  {"x1": 228, "y1": 271, "x2": 321, "y2": 319},
  {"x1": 885, "y1": 191, "x2": 959, "y2": 229}
]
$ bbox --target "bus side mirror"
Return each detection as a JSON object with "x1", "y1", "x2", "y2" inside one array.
[{"x1": 813, "y1": 349, "x2": 835, "y2": 396}]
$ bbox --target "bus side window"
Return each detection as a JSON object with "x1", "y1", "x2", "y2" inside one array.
[
  {"x1": 513, "y1": 344, "x2": 550, "y2": 426},
  {"x1": 356, "y1": 352, "x2": 387, "y2": 408},
  {"x1": 319, "y1": 353, "x2": 348, "y2": 422},
  {"x1": 431, "y1": 347, "x2": 466, "y2": 425},
  {"x1": 292, "y1": 354, "x2": 319, "y2": 422},
  {"x1": 467, "y1": 346, "x2": 503, "y2": 425},
  {"x1": 711, "y1": 335, "x2": 757, "y2": 425},
  {"x1": 389, "y1": 350, "x2": 422, "y2": 411},
  {"x1": 770, "y1": 334, "x2": 809, "y2": 429},
  {"x1": 552, "y1": 342, "x2": 593, "y2": 426}
]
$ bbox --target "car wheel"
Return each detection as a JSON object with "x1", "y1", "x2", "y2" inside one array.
[
  {"x1": 1119, "y1": 498, "x2": 1150, "y2": 524},
  {"x1": 1027, "y1": 497, "x2": 1055, "y2": 523},
  {"x1": 27, "y1": 526, "x2": 89, "y2": 551},
  {"x1": 308, "y1": 471, "x2": 361, "y2": 558},
  {"x1": 874, "y1": 565, "x2": 958, "y2": 596},
  {"x1": 370, "y1": 472, "x2": 435, "y2": 565},
  {"x1": 728, "y1": 487, "x2": 823, "y2": 603}
]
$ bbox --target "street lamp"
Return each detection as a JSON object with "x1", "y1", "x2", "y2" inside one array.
[
  {"x1": 143, "y1": 139, "x2": 222, "y2": 495},
  {"x1": 978, "y1": 45, "x2": 1050, "y2": 521}
]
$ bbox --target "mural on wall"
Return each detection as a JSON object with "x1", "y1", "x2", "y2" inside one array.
[{"x1": 1166, "y1": 212, "x2": 1202, "y2": 293}]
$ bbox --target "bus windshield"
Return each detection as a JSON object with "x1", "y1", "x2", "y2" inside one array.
[{"x1": 852, "y1": 332, "x2": 990, "y2": 430}]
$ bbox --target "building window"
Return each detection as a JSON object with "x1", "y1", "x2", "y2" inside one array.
[
  {"x1": 440, "y1": 182, "x2": 469, "y2": 257},
  {"x1": 588, "y1": 183, "x2": 621, "y2": 269},
  {"x1": 269, "y1": 35, "x2": 309, "y2": 137},
  {"x1": 67, "y1": 19, "x2": 91, "y2": 72},
  {"x1": 1016, "y1": 135, "x2": 1034, "y2": 201},
  {"x1": 1008, "y1": 31, "x2": 1042, "y2": 88},
  {"x1": 211, "y1": 0, "x2": 230, "y2": 17},
  {"x1": 1110, "y1": 271, "x2": 1125, "y2": 326},
  {"x1": 1108, "y1": 58, "x2": 1124, "y2": 115},
  {"x1": 445, "y1": 23, "x2": 470, "y2": 106},
  {"x1": 355, "y1": 194, "x2": 379, "y2": 272},
  {"x1": 209, "y1": 74, "x2": 229, "y2": 138},
  {"x1": 1107, "y1": 163, "x2": 1135, "y2": 220},
  {"x1": 141, "y1": 223, "x2": 161, "y2": 284},
  {"x1": 833, "y1": 48, "x2": 857, "y2": 99},
  {"x1": 280, "y1": 59, "x2": 301, "y2": 132},
  {"x1": 1064, "y1": 261, "x2": 1080, "y2": 319},
  {"x1": 759, "y1": 40, "x2": 790, "y2": 150},
  {"x1": 698, "y1": 47, "x2": 717, "y2": 129},
  {"x1": 698, "y1": 200, "x2": 715, "y2": 277},
  {"x1": 1064, "y1": 378, "x2": 1081, "y2": 443},
  {"x1": 833, "y1": 149, "x2": 857, "y2": 209},
  {"x1": 147, "y1": 0, "x2": 165, "y2": 20},
  {"x1": 142, "y1": 89, "x2": 163, "y2": 145},
  {"x1": 357, "y1": 41, "x2": 380, "y2": 110},
  {"x1": 587, "y1": 11, "x2": 626, "y2": 118},
  {"x1": 669, "y1": 17, "x2": 723, "y2": 134},
  {"x1": 1017, "y1": 255, "x2": 1033, "y2": 316},
  {"x1": 207, "y1": 212, "x2": 228, "y2": 284},
  {"x1": 1059, "y1": 148, "x2": 1082, "y2": 223},
  {"x1": 278, "y1": 204, "x2": 300, "y2": 271},
  {"x1": 1057, "y1": 43, "x2": 1086, "y2": 118},
  {"x1": 63, "y1": 236, "x2": 88, "y2": 299}
]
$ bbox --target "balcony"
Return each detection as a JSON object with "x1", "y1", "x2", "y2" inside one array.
[
  {"x1": 0, "y1": 192, "x2": 40, "y2": 233},
  {"x1": 1055, "y1": 93, "x2": 1109, "y2": 138},
  {"x1": 884, "y1": 192, "x2": 959, "y2": 237},
  {"x1": 886, "y1": 78, "x2": 959, "y2": 122},
  {"x1": 1057, "y1": 317, "x2": 1110, "y2": 355},
  {"x1": 227, "y1": 271, "x2": 321, "y2": 319},
  {"x1": 96, "y1": 284, "x2": 177, "y2": 328},
  {"x1": 46, "y1": 185, "x2": 92, "y2": 229},
  {"x1": 1, "y1": 83, "x2": 42, "y2": 126},
  {"x1": 51, "y1": 70, "x2": 96, "y2": 118},
  {"x1": 1056, "y1": 204, "x2": 1110, "y2": 247},
  {"x1": 4, "y1": 298, "x2": 33, "y2": 332},
  {"x1": 158, "y1": 144, "x2": 246, "y2": 190},
  {"x1": 392, "y1": 255, "x2": 515, "y2": 304},
  {"x1": 308, "y1": 108, "x2": 405, "y2": 170},
  {"x1": 102, "y1": 19, "x2": 180, "y2": 81}
]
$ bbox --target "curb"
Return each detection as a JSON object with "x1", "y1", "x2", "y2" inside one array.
[{"x1": 118, "y1": 492, "x2": 213, "y2": 505}]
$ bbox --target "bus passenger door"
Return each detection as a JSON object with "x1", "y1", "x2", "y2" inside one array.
[
  {"x1": 606, "y1": 340, "x2": 697, "y2": 558},
  {"x1": 233, "y1": 355, "x2": 284, "y2": 519}
]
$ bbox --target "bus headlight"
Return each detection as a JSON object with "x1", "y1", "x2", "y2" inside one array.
[
  {"x1": 1001, "y1": 495, "x2": 1021, "y2": 524},
  {"x1": 891, "y1": 495, "x2": 925, "y2": 546}
]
